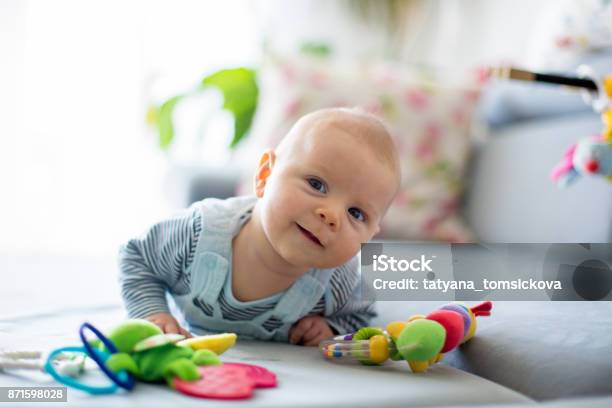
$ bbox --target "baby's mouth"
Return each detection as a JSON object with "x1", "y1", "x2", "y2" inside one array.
[{"x1": 297, "y1": 223, "x2": 324, "y2": 247}]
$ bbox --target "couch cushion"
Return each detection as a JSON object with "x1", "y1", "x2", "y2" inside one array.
[{"x1": 374, "y1": 301, "x2": 612, "y2": 400}]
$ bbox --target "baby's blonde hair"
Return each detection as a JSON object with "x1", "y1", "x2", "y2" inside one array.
[{"x1": 276, "y1": 107, "x2": 401, "y2": 188}]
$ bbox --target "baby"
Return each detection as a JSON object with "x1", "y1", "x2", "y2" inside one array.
[{"x1": 118, "y1": 107, "x2": 401, "y2": 346}]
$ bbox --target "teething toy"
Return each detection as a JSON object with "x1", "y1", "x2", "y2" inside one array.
[
  {"x1": 0, "y1": 319, "x2": 240, "y2": 397},
  {"x1": 320, "y1": 301, "x2": 492, "y2": 373},
  {"x1": 85, "y1": 320, "x2": 276, "y2": 400},
  {"x1": 173, "y1": 363, "x2": 277, "y2": 399},
  {"x1": 1, "y1": 319, "x2": 278, "y2": 400},
  {"x1": 88, "y1": 320, "x2": 233, "y2": 385}
]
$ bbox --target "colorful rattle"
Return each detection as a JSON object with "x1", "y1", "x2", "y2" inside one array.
[{"x1": 320, "y1": 301, "x2": 492, "y2": 373}]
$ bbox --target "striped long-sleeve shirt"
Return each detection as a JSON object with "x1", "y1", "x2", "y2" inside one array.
[{"x1": 118, "y1": 200, "x2": 376, "y2": 335}]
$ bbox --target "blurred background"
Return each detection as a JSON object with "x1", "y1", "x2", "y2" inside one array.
[{"x1": 2, "y1": 0, "x2": 612, "y2": 261}]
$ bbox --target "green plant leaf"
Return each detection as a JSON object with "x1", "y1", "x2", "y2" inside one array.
[
  {"x1": 157, "y1": 95, "x2": 184, "y2": 150},
  {"x1": 201, "y1": 67, "x2": 258, "y2": 148},
  {"x1": 150, "y1": 67, "x2": 258, "y2": 151}
]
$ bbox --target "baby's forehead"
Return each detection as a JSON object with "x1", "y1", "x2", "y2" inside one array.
[
  {"x1": 305, "y1": 114, "x2": 398, "y2": 171},
  {"x1": 278, "y1": 108, "x2": 401, "y2": 193},
  {"x1": 297, "y1": 113, "x2": 385, "y2": 151}
]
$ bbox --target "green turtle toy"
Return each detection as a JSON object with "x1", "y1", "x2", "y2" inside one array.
[{"x1": 92, "y1": 319, "x2": 237, "y2": 386}]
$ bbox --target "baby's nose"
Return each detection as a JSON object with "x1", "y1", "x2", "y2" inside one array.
[{"x1": 316, "y1": 207, "x2": 339, "y2": 231}]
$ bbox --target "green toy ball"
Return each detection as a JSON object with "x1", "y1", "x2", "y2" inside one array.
[
  {"x1": 105, "y1": 320, "x2": 163, "y2": 353},
  {"x1": 396, "y1": 319, "x2": 446, "y2": 361}
]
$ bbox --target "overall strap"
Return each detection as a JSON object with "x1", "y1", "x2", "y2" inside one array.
[
  {"x1": 272, "y1": 268, "x2": 334, "y2": 323},
  {"x1": 188, "y1": 196, "x2": 257, "y2": 301}
]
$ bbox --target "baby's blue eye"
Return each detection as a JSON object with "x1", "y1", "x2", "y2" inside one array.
[
  {"x1": 348, "y1": 207, "x2": 365, "y2": 222},
  {"x1": 308, "y1": 178, "x2": 327, "y2": 193}
]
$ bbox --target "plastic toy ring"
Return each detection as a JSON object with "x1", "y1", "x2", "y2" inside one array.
[
  {"x1": 44, "y1": 346, "x2": 120, "y2": 395},
  {"x1": 79, "y1": 322, "x2": 135, "y2": 390}
]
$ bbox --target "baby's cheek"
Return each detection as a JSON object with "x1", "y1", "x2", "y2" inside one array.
[
  {"x1": 264, "y1": 190, "x2": 291, "y2": 223},
  {"x1": 267, "y1": 186, "x2": 296, "y2": 215},
  {"x1": 332, "y1": 245, "x2": 360, "y2": 268},
  {"x1": 343, "y1": 233, "x2": 363, "y2": 256}
]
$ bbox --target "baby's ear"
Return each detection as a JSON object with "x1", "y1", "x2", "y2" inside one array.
[{"x1": 254, "y1": 149, "x2": 276, "y2": 198}]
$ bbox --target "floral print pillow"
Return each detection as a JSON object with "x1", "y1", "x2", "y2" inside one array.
[{"x1": 237, "y1": 55, "x2": 485, "y2": 242}]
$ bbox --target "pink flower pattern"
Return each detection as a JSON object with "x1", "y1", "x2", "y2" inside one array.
[{"x1": 404, "y1": 88, "x2": 429, "y2": 111}]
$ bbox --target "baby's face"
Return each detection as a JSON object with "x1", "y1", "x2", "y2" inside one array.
[{"x1": 258, "y1": 122, "x2": 398, "y2": 271}]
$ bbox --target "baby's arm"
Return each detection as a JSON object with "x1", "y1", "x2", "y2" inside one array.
[
  {"x1": 325, "y1": 301, "x2": 377, "y2": 335},
  {"x1": 290, "y1": 258, "x2": 377, "y2": 346},
  {"x1": 118, "y1": 206, "x2": 199, "y2": 335},
  {"x1": 146, "y1": 312, "x2": 192, "y2": 337},
  {"x1": 289, "y1": 316, "x2": 334, "y2": 346}
]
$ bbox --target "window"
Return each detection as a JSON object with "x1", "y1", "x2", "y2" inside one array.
[{"x1": 0, "y1": 0, "x2": 259, "y2": 256}]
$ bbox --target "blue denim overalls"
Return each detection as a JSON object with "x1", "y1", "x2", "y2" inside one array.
[{"x1": 173, "y1": 196, "x2": 334, "y2": 341}]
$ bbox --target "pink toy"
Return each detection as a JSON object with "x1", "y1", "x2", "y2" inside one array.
[
  {"x1": 549, "y1": 67, "x2": 612, "y2": 187},
  {"x1": 172, "y1": 363, "x2": 277, "y2": 399},
  {"x1": 551, "y1": 135, "x2": 612, "y2": 187},
  {"x1": 491, "y1": 65, "x2": 612, "y2": 187},
  {"x1": 224, "y1": 362, "x2": 277, "y2": 388}
]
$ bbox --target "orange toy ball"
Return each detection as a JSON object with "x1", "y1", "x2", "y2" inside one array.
[{"x1": 426, "y1": 310, "x2": 465, "y2": 353}]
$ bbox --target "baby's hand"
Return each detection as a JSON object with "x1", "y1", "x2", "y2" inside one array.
[
  {"x1": 289, "y1": 315, "x2": 333, "y2": 347},
  {"x1": 145, "y1": 312, "x2": 192, "y2": 338}
]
